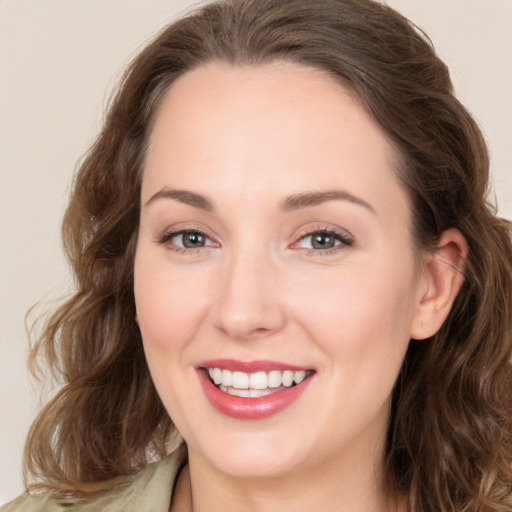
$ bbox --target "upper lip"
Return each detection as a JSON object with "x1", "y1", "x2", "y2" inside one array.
[{"x1": 199, "y1": 359, "x2": 312, "y2": 373}]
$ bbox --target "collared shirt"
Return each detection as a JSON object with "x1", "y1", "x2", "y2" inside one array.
[{"x1": 2, "y1": 444, "x2": 187, "y2": 512}]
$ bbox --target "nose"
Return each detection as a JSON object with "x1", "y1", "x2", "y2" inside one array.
[{"x1": 210, "y1": 247, "x2": 287, "y2": 341}]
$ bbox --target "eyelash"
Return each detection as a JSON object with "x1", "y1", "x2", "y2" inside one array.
[
  {"x1": 156, "y1": 226, "x2": 354, "y2": 256},
  {"x1": 156, "y1": 228, "x2": 217, "y2": 254},
  {"x1": 292, "y1": 226, "x2": 354, "y2": 256}
]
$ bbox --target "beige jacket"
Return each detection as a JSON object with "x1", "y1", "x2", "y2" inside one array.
[{"x1": 1, "y1": 444, "x2": 187, "y2": 512}]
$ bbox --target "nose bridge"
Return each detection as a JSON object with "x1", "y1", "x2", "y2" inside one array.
[{"x1": 211, "y1": 239, "x2": 285, "y2": 339}]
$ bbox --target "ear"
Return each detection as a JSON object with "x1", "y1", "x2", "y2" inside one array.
[{"x1": 410, "y1": 228, "x2": 468, "y2": 340}]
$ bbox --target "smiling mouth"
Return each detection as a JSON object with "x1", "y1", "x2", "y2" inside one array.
[{"x1": 205, "y1": 367, "x2": 314, "y2": 398}]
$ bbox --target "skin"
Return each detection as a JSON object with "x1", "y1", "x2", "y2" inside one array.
[{"x1": 134, "y1": 61, "x2": 466, "y2": 512}]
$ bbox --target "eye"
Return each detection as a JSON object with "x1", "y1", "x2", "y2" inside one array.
[
  {"x1": 293, "y1": 227, "x2": 353, "y2": 253},
  {"x1": 175, "y1": 231, "x2": 208, "y2": 248},
  {"x1": 158, "y1": 229, "x2": 216, "y2": 250},
  {"x1": 298, "y1": 232, "x2": 340, "y2": 250}
]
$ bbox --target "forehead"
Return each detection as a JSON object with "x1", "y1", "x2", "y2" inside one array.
[{"x1": 143, "y1": 61, "x2": 409, "y2": 222}]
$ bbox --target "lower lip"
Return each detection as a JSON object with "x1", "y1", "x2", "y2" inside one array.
[{"x1": 198, "y1": 370, "x2": 313, "y2": 420}]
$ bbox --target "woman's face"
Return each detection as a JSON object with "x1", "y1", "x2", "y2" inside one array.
[{"x1": 134, "y1": 62, "x2": 427, "y2": 480}]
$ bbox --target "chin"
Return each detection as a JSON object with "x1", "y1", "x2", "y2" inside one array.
[{"x1": 188, "y1": 429, "x2": 310, "y2": 480}]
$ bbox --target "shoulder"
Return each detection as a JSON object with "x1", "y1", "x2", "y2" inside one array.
[
  {"x1": 2, "y1": 443, "x2": 187, "y2": 512},
  {"x1": 1, "y1": 493, "x2": 67, "y2": 512}
]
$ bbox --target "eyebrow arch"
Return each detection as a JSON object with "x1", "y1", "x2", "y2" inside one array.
[
  {"x1": 144, "y1": 188, "x2": 214, "y2": 211},
  {"x1": 280, "y1": 190, "x2": 376, "y2": 214}
]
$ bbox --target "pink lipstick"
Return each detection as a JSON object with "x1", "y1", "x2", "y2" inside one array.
[{"x1": 198, "y1": 359, "x2": 314, "y2": 420}]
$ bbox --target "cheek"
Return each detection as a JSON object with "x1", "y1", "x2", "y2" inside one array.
[
  {"x1": 289, "y1": 257, "x2": 417, "y2": 366},
  {"x1": 133, "y1": 252, "x2": 212, "y2": 423},
  {"x1": 133, "y1": 252, "x2": 208, "y2": 360}
]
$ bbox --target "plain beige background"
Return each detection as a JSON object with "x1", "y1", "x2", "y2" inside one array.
[{"x1": 1, "y1": 0, "x2": 511, "y2": 503}]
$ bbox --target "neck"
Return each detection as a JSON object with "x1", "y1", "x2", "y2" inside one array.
[{"x1": 171, "y1": 441, "x2": 407, "y2": 512}]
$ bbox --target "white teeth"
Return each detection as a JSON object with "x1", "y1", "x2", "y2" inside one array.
[
  {"x1": 282, "y1": 370, "x2": 294, "y2": 387},
  {"x1": 249, "y1": 388, "x2": 274, "y2": 398},
  {"x1": 267, "y1": 370, "x2": 282, "y2": 388},
  {"x1": 207, "y1": 367, "x2": 311, "y2": 396},
  {"x1": 221, "y1": 369, "x2": 232, "y2": 387},
  {"x1": 212, "y1": 367, "x2": 222, "y2": 385},
  {"x1": 219, "y1": 385, "x2": 250, "y2": 397},
  {"x1": 249, "y1": 371, "x2": 267, "y2": 389},
  {"x1": 294, "y1": 370, "x2": 306, "y2": 384},
  {"x1": 219, "y1": 385, "x2": 275, "y2": 398},
  {"x1": 232, "y1": 371, "x2": 249, "y2": 389},
  {"x1": 229, "y1": 387, "x2": 251, "y2": 398}
]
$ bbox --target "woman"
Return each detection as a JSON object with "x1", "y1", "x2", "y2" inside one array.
[{"x1": 4, "y1": 0, "x2": 512, "y2": 510}]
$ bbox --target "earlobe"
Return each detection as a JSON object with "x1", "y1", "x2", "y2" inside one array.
[{"x1": 410, "y1": 228, "x2": 468, "y2": 340}]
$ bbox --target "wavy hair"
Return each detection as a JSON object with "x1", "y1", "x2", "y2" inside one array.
[{"x1": 24, "y1": 0, "x2": 512, "y2": 510}]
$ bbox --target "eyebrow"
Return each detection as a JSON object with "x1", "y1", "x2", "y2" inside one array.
[
  {"x1": 145, "y1": 188, "x2": 214, "y2": 211},
  {"x1": 144, "y1": 187, "x2": 375, "y2": 214},
  {"x1": 280, "y1": 190, "x2": 375, "y2": 214}
]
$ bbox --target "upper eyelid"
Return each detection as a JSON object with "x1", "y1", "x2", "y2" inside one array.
[
  {"x1": 159, "y1": 223, "x2": 215, "y2": 237},
  {"x1": 294, "y1": 225, "x2": 354, "y2": 241}
]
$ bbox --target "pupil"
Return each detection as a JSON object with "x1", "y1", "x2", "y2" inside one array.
[
  {"x1": 183, "y1": 231, "x2": 205, "y2": 248},
  {"x1": 312, "y1": 234, "x2": 334, "y2": 249}
]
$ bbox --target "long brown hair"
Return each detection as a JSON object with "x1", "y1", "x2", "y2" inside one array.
[{"x1": 24, "y1": 0, "x2": 512, "y2": 510}]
